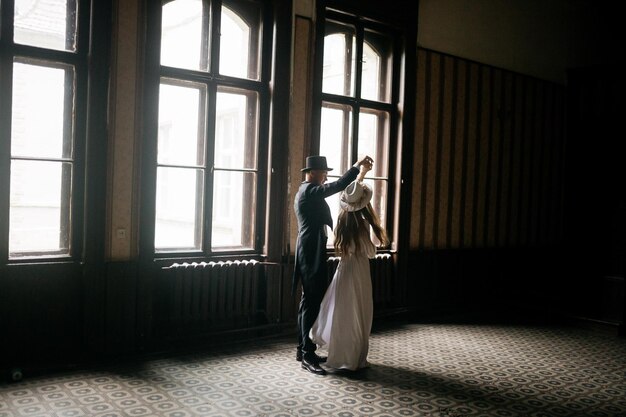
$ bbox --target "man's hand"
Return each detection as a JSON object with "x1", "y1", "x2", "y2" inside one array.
[
  {"x1": 356, "y1": 155, "x2": 373, "y2": 169},
  {"x1": 356, "y1": 156, "x2": 373, "y2": 181}
]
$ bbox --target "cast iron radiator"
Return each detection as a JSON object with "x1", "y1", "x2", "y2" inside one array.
[{"x1": 162, "y1": 260, "x2": 266, "y2": 331}]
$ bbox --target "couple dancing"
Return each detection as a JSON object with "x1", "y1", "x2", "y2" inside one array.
[{"x1": 293, "y1": 155, "x2": 389, "y2": 375}]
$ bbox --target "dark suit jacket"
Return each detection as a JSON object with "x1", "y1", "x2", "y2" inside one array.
[{"x1": 292, "y1": 167, "x2": 359, "y2": 294}]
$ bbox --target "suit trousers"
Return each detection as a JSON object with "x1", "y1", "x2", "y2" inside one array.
[{"x1": 297, "y1": 265, "x2": 328, "y2": 359}]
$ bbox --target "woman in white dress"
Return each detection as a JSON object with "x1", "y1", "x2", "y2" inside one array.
[{"x1": 310, "y1": 163, "x2": 389, "y2": 371}]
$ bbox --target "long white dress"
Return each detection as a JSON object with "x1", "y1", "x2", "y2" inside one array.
[{"x1": 310, "y1": 229, "x2": 376, "y2": 370}]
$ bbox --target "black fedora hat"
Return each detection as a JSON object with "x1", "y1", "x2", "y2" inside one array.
[{"x1": 301, "y1": 155, "x2": 333, "y2": 172}]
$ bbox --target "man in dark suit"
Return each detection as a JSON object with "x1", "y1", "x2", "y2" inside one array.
[{"x1": 293, "y1": 154, "x2": 373, "y2": 375}]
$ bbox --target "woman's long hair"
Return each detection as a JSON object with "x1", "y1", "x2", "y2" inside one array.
[{"x1": 334, "y1": 203, "x2": 389, "y2": 256}]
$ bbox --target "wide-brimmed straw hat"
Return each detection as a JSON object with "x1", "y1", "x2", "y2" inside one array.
[
  {"x1": 301, "y1": 155, "x2": 333, "y2": 172},
  {"x1": 340, "y1": 180, "x2": 372, "y2": 212}
]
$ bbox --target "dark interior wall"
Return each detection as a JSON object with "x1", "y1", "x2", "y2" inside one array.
[
  {"x1": 403, "y1": 52, "x2": 625, "y2": 325},
  {"x1": 406, "y1": 48, "x2": 568, "y2": 314},
  {"x1": 563, "y1": 65, "x2": 625, "y2": 323},
  {"x1": 410, "y1": 49, "x2": 566, "y2": 250}
]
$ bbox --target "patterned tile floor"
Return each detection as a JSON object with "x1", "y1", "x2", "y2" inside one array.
[{"x1": 1, "y1": 319, "x2": 626, "y2": 417}]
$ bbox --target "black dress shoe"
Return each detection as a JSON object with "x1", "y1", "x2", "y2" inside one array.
[
  {"x1": 313, "y1": 354, "x2": 327, "y2": 363},
  {"x1": 301, "y1": 358, "x2": 326, "y2": 375},
  {"x1": 296, "y1": 351, "x2": 327, "y2": 363}
]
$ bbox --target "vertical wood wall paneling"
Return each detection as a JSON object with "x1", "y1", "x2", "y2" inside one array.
[
  {"x1": 497, "y1": 71, "x2": 513, "y2": 246},
  {"x1": 519, "y1": 78, "x2": 534, "y2": 246},
  {"x1": 107, "y1": 0, "x2": 140, "y2": 261},
  {"x1": 487, "y1": 69, "x2": 502, "y2": 247},
  {"x1": 3, "y1": 265, "x2": 83, "y2": 363},
  {"x1": 539, "y1": 83, "x2": 555, "y2": 245},
  {"x1": 555, "y1": 85, "x2": 566, "y2": 243},
  {"x1": 551, "y1": 87, "x2": 566, "y2": 243},
  {"x1": 411, "y1": 49, "x2": 566, "y2": 251},
  {"x1": 289, "y1": 17, "x2": 313, "y2": 252},
  {"x1": 104, "y1": 262, "x2": 138, "y2": 353},
  {"x1": 435, "y1": 56, "x2": 454, "y2": 248},
  {"x1": 471, "y1": 66, "x2": 484, "y2": 248},
  {"x1": 463, "y1": 62, "x2": 479, "y2": 248},
  {"x1": 457, "y1": 61, "x2": 471, "y2": 248},
  {"x1": 547, "y1": 85, "x2": 560, "y2": 244},
  {"x1": 424, "y1": 51, "x2": 440, "y2": 248},
  {"x1": 411, "y1": 48, "x2": 427, "y2": 249},
  {"x1": 508, "y1": 75, "x2": 523, "y2": 246},
  {"x1": 431, "y1": 53, "x2": 444, "y2": 248},
  {"x1": 266, "y1": 0, "x2": 292, "y2": 262},
  {"x1": 450, "y1": 59, "x2": 466, "y2": 248},
  {"x1": 475, "y1": 65, "x2": 489, "y2": 248},
  {"x1": 529, "y1": 81, "x2": 544, "y2": 245},
  {"x1": 444, "y1": 57, "x2": 458, "y2": 248}
]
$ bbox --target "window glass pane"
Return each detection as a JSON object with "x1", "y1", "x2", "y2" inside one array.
[
  {"x1": 161, "y1": 0, "x2": 207, "y2": 71},
  {"x1": 215, "y1": 88, "x2": 258, "y2": 169},
  {"x1": 14, "y1": 0, "x2": 77, "y2": 51},
  {"x1": 9, "y1": 160, "x2": 71, "y2": 256},
  {"x1": 220, "y1": 2, "x2": 261, "y2": 79},
  {"x1": 327, "y1": 192, "x2": 341, "y2": 247},
  {"x1": 155, "y1": 167, "x2": 204, "y2": 251},
  {"x1": 320, "y1": 103, "x2": 352, "y2": 174},
  {"x1": 365, "y1": 178, "x2": 388, "y2": 243},
  {"x1": 212, "y1": 170, "x2": 256, "y2": 250},
  {"x1": 11, "y1": 61, "x2": 73, "y2": 159},
  {"x1": 322, "y1": 22, "x2": 356, "y2": 97},
  {"x1": 358, "y1": 110, "x2": 389, "y2": 177},
  {"x1": 158, "y1": 82, "x2": 206, "y2": 166},
  {"x1": 362, "y1": 30, "x2": 392, "y2": 102}
]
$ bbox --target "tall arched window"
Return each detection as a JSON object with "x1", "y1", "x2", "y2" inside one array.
[
  {"x1": 0, "y1": 0, "x2": 90, "y2": 260},
  {"x1": 316, "y1": 12, "x2": 397, "y2": 246},
  {"x1": 146, "y1": 0, "x2": 271, "y2": 256}
]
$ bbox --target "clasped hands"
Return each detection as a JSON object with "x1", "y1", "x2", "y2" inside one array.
[{"x1": 356, "y1": 155, "x2": 373, "y2": 179}]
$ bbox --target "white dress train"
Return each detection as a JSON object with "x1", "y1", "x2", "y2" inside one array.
[{"x1": 310, "y1": 230, "x2": 376, "y2": 370}]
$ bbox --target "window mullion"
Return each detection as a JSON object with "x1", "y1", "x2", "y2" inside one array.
[
  {"x1": 59, "y1": 162, "x2": 72, "y2": 252},
  {"x1": 354, "y1": 25, "x2": 364, "y2": 99},
  {"x1": 200, "y1": 0, "x2": 211, "y2": 70},
  {"x1": 62, "y1": 66, "x2": 76, "y2": 256},
  {"x1": 342, "y1": 106, "x2": 352, "y2": 171},
  {"x1": 0, "y1": 0, "x2": 15, "y2": 42},
  {"x1": 194, "y1": 83, "x2": 209, "y2": 252},
  {"x1": 66, "y1": 0, "x2": 77, "y2": 51},
  {"x1": 0, "y1": 71, "x2": 11, "y2": 262},
  {"x1": 343, "y1": 33, "x2": 352, "y2": 97},
  {"x1": 351, "y1": 25, "x2": 365, "y2": 164},
  {"x1": 63, "y1": 68, "x2": 75, "y2": 161},
  {"x1": 204, "y1": 81, "x2": 218, "y2": 255},
  {"x1": 209, "y1": 0, "x2": 222, "y2": 76},
  {"x1": 194, "y1": 168, "x2": 205, "y2": 252},
  {"x1": 205, "y1": 0, "x2": 220, "y2": 253},
  {"x1": 0, "y1": 0, "x2": 15, "y2": 262},
  {"x1": 386, "y1": 35, "x2": 402, "y2": 246}
]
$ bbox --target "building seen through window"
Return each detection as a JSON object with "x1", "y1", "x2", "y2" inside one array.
[
  {"x1": 3, "y1": 0, "x2": 80, "y2": 258},
  {"x1": 154, "y1": 0, "x2": 265, "y2": 254},
  {"x1": 318, "y1": 14, "x2": 396, "y2": 247}
]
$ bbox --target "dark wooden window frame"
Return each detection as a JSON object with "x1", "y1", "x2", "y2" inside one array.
[
  {"x1": 0, "y1": 0, "x2": 96, "y2": 265},
  {"x1": 312, "y1": 4, "x2": 405, "y2": 253},
  {"x1": 141, "y1": 0, "x2": 289, "y2": 263}
]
